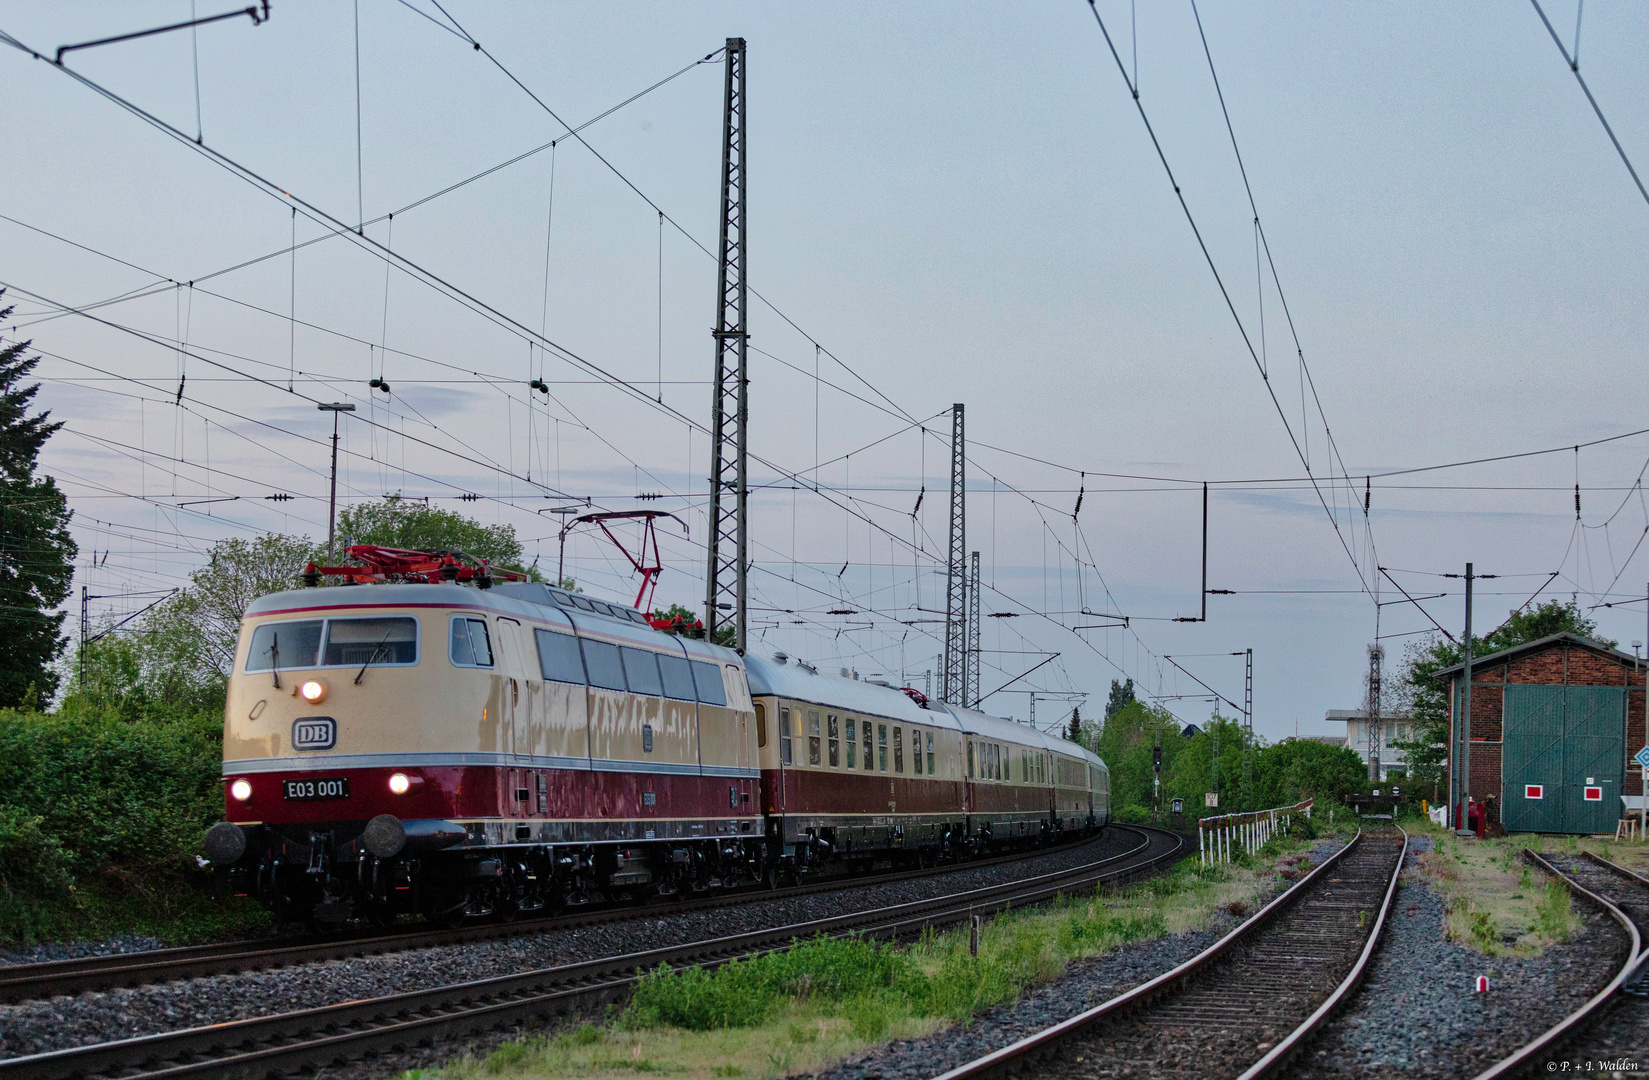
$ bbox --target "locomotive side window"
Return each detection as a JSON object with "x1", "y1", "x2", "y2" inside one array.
[
  {"x1": 246, "y1": 619, "x2": 323, "y2": 672},
  {"x1": 658, "y1": 654, "x2": 696, "y2": 700},
  {"x1": 779, "y1": 707, "x2": 792, "y2": 764},
  {"x1": 893, "y1": 727, "x2": 904, "y2": 773},
  {"x1": 754, "y1": 703, "x2": 767, "y2": 747},
  {"x1": 911, "y1": 727, "x2": 922, "y2": 774},
  {"x1": 323, "y1": 617, "x2": 417, "y2": 666},
  {"x1": 827, "y1": 714, "x2": 839, "y2": 767},
  {"x1": 579, "y1": 639, "x2": 627, "y2": 691},
  {"x1": 533, "y1": 628, "x2": 584, "y2": 683},
  {"x1": 449, "y1": 617, "x2": 493, "y2": 668},
  {"x1": 863, "y1": 722, "x2": 873, "y2": 770},
  {"x1": 690, "y1": 661, "x2": 727, "y2": 706},
  {"x1": 807, "y1": 711, "x2": 821, "y2": 766},
  {"x1": 620, "y1": 647, "x2": 664, "y2": 697},
  {"x1": 877, "y1": 724, "x2": 888, "y2": 771},
  {"x1": 845, "y1": 718, "x2": 857, "y2": 768},
  {"x1": 927, "y1": 732, "x2": 936, "y2": 776}
]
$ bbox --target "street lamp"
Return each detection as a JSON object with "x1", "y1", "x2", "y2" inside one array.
[{"x1": 317, "y1": 403, "x2": 356, "y2": 563}]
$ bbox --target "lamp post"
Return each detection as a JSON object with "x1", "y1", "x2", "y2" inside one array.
[{"x1": 317, "y1": 403, "x2": 355, "y2": 563}]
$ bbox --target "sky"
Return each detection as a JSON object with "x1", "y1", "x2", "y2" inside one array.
[{"x1": 2, "y1": 1, "x2": 1647, "y2": 744}]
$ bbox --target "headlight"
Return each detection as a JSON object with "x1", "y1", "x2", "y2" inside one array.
[
  {"x1": 230, "y1": 778, "x2": 253, "y2": 801},
  {"x1": 388, "y1": 772, "x2": 412, "y2": 795},
  {"x1": 299, "y1": 679, "x2": 327, "y2": 704}
]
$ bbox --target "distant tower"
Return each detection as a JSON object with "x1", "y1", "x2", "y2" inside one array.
[{"x1": 966, "y1": 551, "x2": 981, "y2": 708}]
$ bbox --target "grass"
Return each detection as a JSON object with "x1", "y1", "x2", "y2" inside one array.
[
  {"x1": 1405, "y1": 817, "x2": 1589, "y2": 956},
  {"x1": 396, "y1": 827, "x2": 1330, "y2": 1080}
]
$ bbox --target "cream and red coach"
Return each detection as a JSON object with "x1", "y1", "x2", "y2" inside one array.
[{"x1": 204, "y1": 560, "x2": 1109, "y2": 925}]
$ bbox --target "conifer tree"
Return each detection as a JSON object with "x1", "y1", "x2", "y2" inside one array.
[{"x1": 0, "y1": 296, "x2": 76, "y2": 706}]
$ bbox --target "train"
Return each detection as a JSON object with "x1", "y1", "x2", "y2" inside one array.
[{"x1": 203, "y1": 556, "x2": 1111, "y2": 926}]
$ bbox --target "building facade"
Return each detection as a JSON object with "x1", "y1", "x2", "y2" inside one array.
[
  {"x1": 1437, "y1": 632, "x2": 1647, "y2": 835},
  {"x1": 1324, "y1": 710, "x2": 1409, "y2": 780}
]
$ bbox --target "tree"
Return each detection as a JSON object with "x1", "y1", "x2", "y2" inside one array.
[
  {"x1": 1105, "y1": 677, "x2": 1135, "y2": 721},
  {"x1": 139, "y1": 533, "x2": 318, "y2": 704},
  {"x1": 336, "y1": 495, "x2": 527, "y2": 573},
  {"x1": 1091, "y1": 699, "x2": 1181, "y2": 817},
  {"x1": 1393, "y1": 599, "x2": 1605, "y2": 802},
  {"x1": 0, "y1": 302, "x2": 76, "y2": 707},
  {"x1": 1066, "y1": 704, "x2": 1082, "y2": 744}
]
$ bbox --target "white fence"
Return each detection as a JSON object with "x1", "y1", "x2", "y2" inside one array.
[{"x1": 1198, "y1": 799, "x2": 1314, "y2": 867}]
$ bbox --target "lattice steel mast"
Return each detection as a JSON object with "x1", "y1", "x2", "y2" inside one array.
[
  {"x1": 704, "y1": 37, "x2": 748, "y2": 653},
  {"x1": 1241, "y1": 647, "x2": 1254, "y2": 810},
  {"x1": 966, "y1": 550, "x2": 981, "y2": 708},
  {"x1": 941, "y1": 404, "x2": 966, "y2": 703}
]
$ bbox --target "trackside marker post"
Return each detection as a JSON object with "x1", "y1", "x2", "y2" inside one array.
[{"x1": 1475, "y1": 975, "x2": 1489, "y2": 993}]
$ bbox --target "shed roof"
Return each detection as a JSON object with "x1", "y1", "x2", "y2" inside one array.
[{"x1": 1431, "y1": 631, "x2": 1637, "y2": 680}]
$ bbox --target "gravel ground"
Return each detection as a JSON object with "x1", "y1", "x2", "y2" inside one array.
[
  {"x1": 0, "y1": 828, "x2": 1150, "y2": 1061},
  {"x1": 1277, "y1": 834, "x2": 1638, "y2": 1080},
  {"x1": 793, "y1": 837, "x2": 1349, "y2": 1080},
  {"x1": 0, "y1": 934, "x2": 169, "y2": 968}
]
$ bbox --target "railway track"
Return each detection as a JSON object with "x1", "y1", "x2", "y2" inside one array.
[
  {"x1": 0, "y1": 825, "x2": 1185, "y2": 1080},
  {"x1": 0, "y1": 828, "x2": 1118, "y2": 1004},
  {"x1": 931, "y1": 827, "x2": 1406, "y2": 1080},
  {"x1": 1473, "y1": 849, "x2": 1647, "y2": 1079}
]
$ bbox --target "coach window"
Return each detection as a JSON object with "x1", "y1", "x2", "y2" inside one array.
[
  {"x1": 808, "y1": 710, "x2": 822, "y2": 766},
  {"x1": 754, "y1": 703, "x2": 767, "y2": 748},
  {"x1": 658, "y1": 653, "x2": 696, "y2": 700},
  {"x1": 620, "y1": 648, "x2": 664, "y2": 697},
  {"x1": 579, "y1": 638, "x2": 627, "y2": 691},
  {"x1": 533, "y1": 628, "x2": 584, "y2": 683},
  {"x1": 690, "y1": 661, "x2": 727, "y2": 706},
  {"x1": 845, "y1": 718, "x2": 857, "y2": 768},
  {"x1": 779, "y1": 707, "x2": 793, "y2": 765},
  {"x1": 911, "y1": 728, "x2": 922, "y2": 774},
  {"x1": 927, "y1": 731, "x2": 936, "y2": 775},
  {"x1": 967, "y1": 740, "x2": 974, "y2": 778},
  {"x1": 877, "y1": 724, "x2": 888, "y2": 771},
  {"x1": 827, "y1": 714, "x2": 840, "y2": 767},
  {"x1": 893, "y1": 727, "x2": 904, "y2": 773},
  {"x1": 449, "y1": 616, "x2": 494, "y2": 668},
  {"x1": 863, "y1": 722, "x2": 874, "y2": 770}
]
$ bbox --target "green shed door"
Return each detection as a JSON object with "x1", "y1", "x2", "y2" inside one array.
[
  {"x1": 1563, "y1": 687, "x2": 1625, "y2": 835},
  {"x1": 1502, "y1": 685, "x2": 1565, "y2": 833}
]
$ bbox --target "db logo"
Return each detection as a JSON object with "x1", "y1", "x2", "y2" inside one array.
[{"x1": 292, "y1": 717, "x2": 337, "y2": 751}]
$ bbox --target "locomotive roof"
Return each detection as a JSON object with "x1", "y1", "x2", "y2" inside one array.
[{"x1": 243, "y1": 582, "x2": 741, "y2": 661}]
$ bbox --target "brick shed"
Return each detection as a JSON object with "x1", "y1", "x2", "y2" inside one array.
[{"x1": 1436, "y1": 632, "x2": 1646, "y2": 834}]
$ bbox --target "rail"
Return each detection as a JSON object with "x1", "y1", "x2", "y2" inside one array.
[
  {"x1": 1472, "y1": 848, "x2": 1645, "y2": 1080},
  {"x1": 1198, "y1": 798, "x2": 1313, "y2": 866},
  {"x1": 0, "y1": 827, "x2": 1187, "y2": 1080},
  {"x1": 930, "y1": 826, "x2": 1406, "y2": 1080}
]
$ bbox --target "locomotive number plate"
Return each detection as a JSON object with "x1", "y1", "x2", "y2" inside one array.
[{"x1": 283, "y1": 777, "x2": 350, "y2": 801}]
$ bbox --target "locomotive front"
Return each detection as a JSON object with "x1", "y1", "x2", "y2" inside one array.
[{"x1": 204, "y1": 583, "x2": 512, "y2": 926}]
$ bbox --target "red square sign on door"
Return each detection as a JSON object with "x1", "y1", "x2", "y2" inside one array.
[
  {"x1": 1525, "y1": 785, "x2": 1544, "y2": 799},
  {"x1": 1583, "y1": 786, "x2": 1603, "y2": 801}
]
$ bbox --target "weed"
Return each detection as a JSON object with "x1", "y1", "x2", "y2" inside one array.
[
  {"x1": 481, "y1": 1043, "x2": 530, "y2": 1073},
  {"x1": 1469, "y1": 910, "x2": 1497, "y2": 952},
  {"x1": 1536, "y1": 878, "x2": 1573, "y2": 941}
]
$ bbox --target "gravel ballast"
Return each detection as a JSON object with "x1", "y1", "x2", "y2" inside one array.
[
  {"x1": 0, "y1": 828, "x2": 1150, "y2": 1060},
  {"x1": 1277, "y1": 834, "x2": 1635, "y2": 1080},
  {"x1": 796, "y1": 837, "x2": 1349, "y2": 1080}
]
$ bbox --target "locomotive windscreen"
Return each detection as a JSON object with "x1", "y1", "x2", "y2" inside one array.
[
  {"x1": 245, "y1": 620, "x2": 322, "y2": 672},
  {"x1": 322, "y1": 617, "x2": 418, "y2": 666}
]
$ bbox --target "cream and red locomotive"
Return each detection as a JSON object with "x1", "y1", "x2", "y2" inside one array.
[{"x1": 203, "y1": 550, "x2": 1110, "y2": 925}]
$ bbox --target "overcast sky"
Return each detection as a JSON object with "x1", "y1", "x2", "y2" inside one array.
[{"x1": 3, "y1": 2, "x2": 1647, "y2": 742}]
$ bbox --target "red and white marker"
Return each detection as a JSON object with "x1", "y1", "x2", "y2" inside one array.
[{"x1": 1475, "y1": 976, "x2": 1490, "y2": 993}]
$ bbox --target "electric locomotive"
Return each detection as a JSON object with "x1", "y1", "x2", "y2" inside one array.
[{"x1": 203, "y1": 551, "x2": 1109, "y2": 925}]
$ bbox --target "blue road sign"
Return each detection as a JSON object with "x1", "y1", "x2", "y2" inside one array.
[{"x1": 1635, "y1": 746, "x2": 1649, "y2": 770}]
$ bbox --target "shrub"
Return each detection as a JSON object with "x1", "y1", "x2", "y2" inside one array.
[{"x1": 1536, "y1": 878, "x2": 1573, "y2": 941}]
